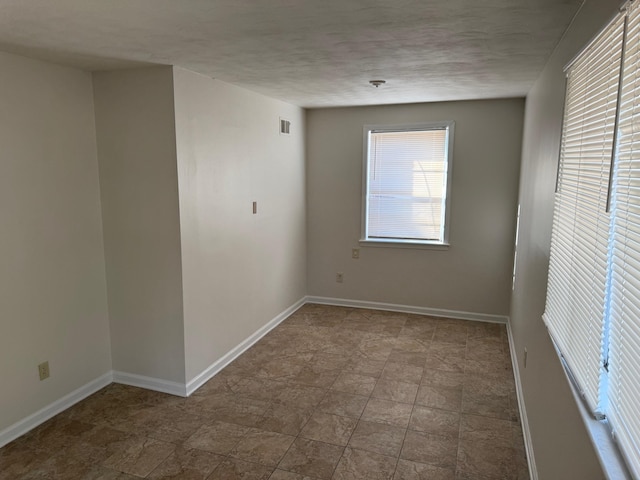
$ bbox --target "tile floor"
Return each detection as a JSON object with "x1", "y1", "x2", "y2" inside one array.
[{"x1": 0, "y1": 304, "x2": 529, "y2": 479}]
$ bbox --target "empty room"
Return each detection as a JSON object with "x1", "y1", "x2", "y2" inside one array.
[{"x1": 0, "y1": 0, "x2": 637, "y2": 479}]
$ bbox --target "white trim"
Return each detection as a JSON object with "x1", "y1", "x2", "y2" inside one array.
[
  {"x1": 306, "y1": 296, "x2": 508, "y2": 324},
  {"x1": 0, "y1": 371, "x2": 113, "y2": 448},
  {"x1": 359, "y1": 239, "x2": 450, "y2": 250},
  {"x1": 506, "y1": 321, "x2": 538, "y2": 480},
  {"x1": 112, "y1": 371, "x2": 187, "y2": 397},
  {"x1": 185, "y1": 296, "x2": 307, "y2": 396}
]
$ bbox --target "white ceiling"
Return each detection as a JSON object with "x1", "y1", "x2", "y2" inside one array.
[{"x1": 0, "y1": 0, "x2": 583, "y2": 108}]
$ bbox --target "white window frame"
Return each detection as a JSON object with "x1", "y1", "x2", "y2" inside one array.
[{"x1": 360, "y1": 121, "x2": 454, "y2": 249}]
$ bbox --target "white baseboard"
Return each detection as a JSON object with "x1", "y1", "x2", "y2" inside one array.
[
  {"x1": 112, "y1": 371, "x2": 187, "y2": 397},
  {"x1": 306, "y1": 296, "x2": 509, "y2": 324},
  {"x1": 185, "y1": 296, "x2": 307, "y2": 396},
  {"x1": 0, "y1": 371, "x2": 113, "y2": 449},
  {"x1": 506, "y1": 321, "x2": 538, "y2": 480}
]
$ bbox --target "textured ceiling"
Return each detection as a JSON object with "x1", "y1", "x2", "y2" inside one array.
[{"x1": 0, "y1": 0, "x2": 583, "y2": 107}]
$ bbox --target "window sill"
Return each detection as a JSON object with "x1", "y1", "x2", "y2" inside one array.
[
  {"x1": 359, "y1": 239, "x2": 450, "y2": 250},
  {"x1": 550, "y1": 334, "x2": 632, "y2": 479}
]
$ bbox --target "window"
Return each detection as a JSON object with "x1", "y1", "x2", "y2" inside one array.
[
  {"x1": 544, "y1": 12, "x2": 624, "y2": 415},
  {"x1": 544, "y1": 4, "x2": 640, "y2": 477},
  {"x1": 361, "y1": 122, "x2": 454, "y2": 246}
]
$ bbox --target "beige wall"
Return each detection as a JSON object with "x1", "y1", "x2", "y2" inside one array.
[
  {"x1": 172, "y1": 68, "x2": 307, "y2": 382},
  {"x1": 306, "y1": 100, "x2": 524, "y2": 316},
  {"x1": 0, "y1": 52, "x2": 112, "y2": 431},
  {"x1": 93, "y1": 67, "x2": 186, "y2": 383},
  {"x1": 510, "y1": 0, "x2": 620, "y2": 478}
]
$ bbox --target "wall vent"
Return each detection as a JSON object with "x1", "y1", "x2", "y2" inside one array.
[{"x1": 280, "y1": 118, "x2": 291, "y2": 135}]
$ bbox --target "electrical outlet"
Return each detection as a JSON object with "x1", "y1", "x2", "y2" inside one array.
[
  {"x1": 352, "y1": 248, "x2": 360, "y2": 259},
  {"x1": 524, "y1": 348, "x2": 528, "y2": 368},
  {"x1": 336, "y1": 272, "x2": 344, "y2": 283},
  {"x1": 38, "y1": 361, "x2": 50, "y2": 381}
]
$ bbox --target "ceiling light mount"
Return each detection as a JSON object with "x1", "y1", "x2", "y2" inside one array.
[{"x1": 369, "y1": 79, "x2": 386, "y2": 88}]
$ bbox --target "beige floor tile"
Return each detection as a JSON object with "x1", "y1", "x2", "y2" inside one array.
[
  {"x1": 196, "y1": 374, "x2": 285, "y2": 402},
  {"x1": 278, "y1": 438, "x2": 344, "y2": 479},
  {"x1": 348, "y1": 421, "x2": 405, "y2": 457},
  {"x1": 0, "y1": 442, "x2": 51, "y2": 480},
  {"x1": 387, "y1": 349, "x2": 429, "y2": 367},
  {"x1": 20, "y1": 454, "x2": 95, "y2": 480},
  {"x1": 300, "y1": 412, "x2": 358, "y2": 446},
  {"x1": 316, "y1": 391, "x2": 369, "y2": 418},
  {"x1": 409, "y1": 406, "x2": 460, "y2": 439},
  {"x1": 415, "y1": 384, "x2": 462, "y2": 412},
  {"x1": 461, "y1": 390, "x2": 512, "y2": 420},
  {"x1": 331, "y1": 372, "x2": 378, "y2": 396},
  {"x1": 269, "y1": 469, "x2": 319, "y2": 479},
  {"x1": 361, "y1": 398, "x2": 413, "y2": 428},
  {"x1": 420, "y1": 369, "x2": 464, "y2": 388},
  {"x1": 465, "y1": 358, "x2": 512, "y2": 378},
  {"x1": 432, "y1": 324, "x2": 468, "y2": 345},
  {"x1": 398, "y1": 325, "x2": 435, "y2": 341},
  {"x1": 400, "y1": 430, "x2": 457, "y2": 468},
  {"x1": 371, "y1": 379, "x2": 419, "y2": 404},
  {"x1": 230, "y1": 429, "x2": 296, "y2": 467},
  {"x1": 425, "y1": 344, "x2": 466, "y2": 373},
  {"x1": 288, "y1": 367, "x2": 342, "y2": 388},
  {"x1": 311, "y1": 353, "x2": 351, "y2": 371},
  {"x1": 183, "y1": 422, "x2": 250, "y2": 455},
  {"x1": 332, "y1": 447, "x2": 397, "y2": 480},
  {"x1": 393, "y1": 336, "x2": 431, "y2": 354},
  {"x1": 16, "y1": 417, "x2": 95, "y2": 454},
  {"x1": 467, "y1": 323, "x2": 504, "y2": 341},
  {"x1": 275, "y1": 385, "x2": 327, "y2": 410},
  {"x1": 343, "y1": 358, "x2": 387, "y2": 377},
  {"x1": 457, "y1": 441, "x2": 516, "y2": 479},
  {"x1": 208, "y1": 458, "x2": 273, "y2": 480},
  {"x1": 102, "y1": 436, "x2": 175, "y2": 477},
  {"x1": 394, "y1": 459, "x2": 455, "y2": 480},
  {"x1": 462, "y1": 375, "x2": 512, "y2": 420},
  {"x1": 61, "y1": 425, "x2": 132, "y2": 464},
  {"x1": 258, "y1": 404, "x2": 314, "y2": 436},
  {"x1": 144, "y1": 407, "x2": 204, "y2": 444},
  {"x1": 146, "y1": 447, "x2": 224, "y2": 479},
  {"x1": 380, "y1": 362, "x2": 424, "y2": 385}
]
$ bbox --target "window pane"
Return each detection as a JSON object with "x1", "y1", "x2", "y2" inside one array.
[{"x1": 366, "y1": 127, "x2": 450, "y2": 243}]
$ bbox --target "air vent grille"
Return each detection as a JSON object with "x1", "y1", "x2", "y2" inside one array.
[{"x1": 280, "y1": 118, "x2": 291, "y2": 135}]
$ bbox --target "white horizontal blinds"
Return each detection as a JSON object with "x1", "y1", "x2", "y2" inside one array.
[
  {"x1": 607, "y1": 5, "x2": 640, "y2": 477},
  {"x1": 544, "y1": 14, "x2": 625, "y2": 413},
  {"x1": 367, "y1": 129, "x2": 448, "y2": 241}
]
